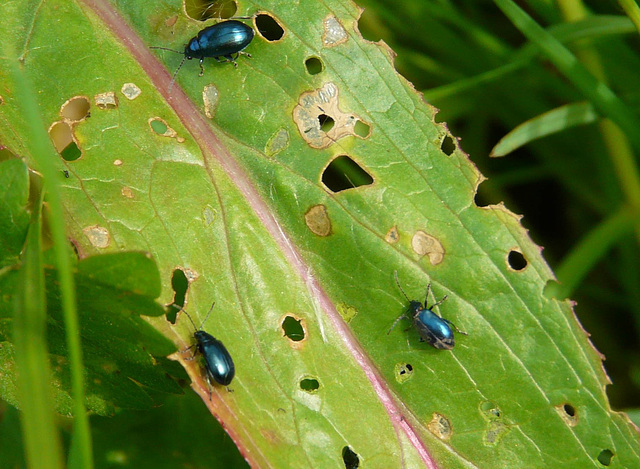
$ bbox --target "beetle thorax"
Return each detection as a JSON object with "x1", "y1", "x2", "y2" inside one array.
[{"x1": 409, "y1": 300, "x2": 424, "y2": 316}]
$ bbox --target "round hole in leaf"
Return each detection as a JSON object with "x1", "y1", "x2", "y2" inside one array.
[
  {"x1": 507, "y1": 250, "x2": 527, "y2": 271},
  {"x1": 185, "y1": 0, "x2": 237, "y2": 21},
  {"x1": 341, "y1": 446, "x2": 359, "y2": 469},
  {"x1": 150, "y1": 118, "x2": 168, "y2": 135},
  {"x1": 353, "y1": 120, "x2": 370, "y2": 138},
  {"x1": 318, "y1": 114, "x2": 335, "y2": 132},
  {"x1": 61, "y1": 96, "x2": 90, "y2": 121},
  {"x1": 304, "y1": 56, "x2": 323, "y2": 75},
  {"x1": 255, "y1": 13, "x2": 284, "y2": 41},
  {"x1": 299, "y1": 378, "x2": 319, "y2": 392},
  {"x1": 563, "y1": 404, "x2": 576, "y2": 417},
  {"x1": 282, "y1": 316, "x2": 304, "y2": 341},
  {"x1": 441, "y1": 135, "x2": 455, "y2": 155},
  {"x1": 597, "y1": 449, "x2": 614, "y2": 466},
  {"x1": 61, "y1": 142, "x2": 82, "y2": 161}
]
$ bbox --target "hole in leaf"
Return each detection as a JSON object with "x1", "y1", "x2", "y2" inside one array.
[
  {"x1": 150, "y1": 119, "x2": 168, "y2": 135},
  {"x1": 69, "y1": 240, "x2": 80, "y2": 260},
  {"x1": 543, "y1": 279, "x2": 567, "y2": 300},
  {"x1": 441, "y1": 135, "x2": 455, "y2": 155},
  {"x1": 185, "y1": 0, "x2": 237, "y2": 21},
  {"x1": 353, "y1": 120, "x2": 370, "y2": 138},
  {"x1": 282, "y1": 316, "x2": 304, "y2": 341},
  {"x1": 479, "y1": 401, "x2": 501, "y2": 420},
  {"x1": 255, "y1": 13, "x2": 284, "y2": 41},
  {"x1": 474, "y1": 179, "x2": 500, "y2": 208},
  {"x1": 507, "y1": 250, "x2": 527, "y2": 271},
  {"x1": 60, "y1": 142, "x2": 81, "y2": 161},
  {"x1": 597, "y1": 449, "x2": 613, "y2": 466},
  {"x1": 304, "y1": 56, "x2": 323, "y2": 75},
  {"x1": 555, "y1": 402, "x2": 579, "y2": 427},
  {"x1": 318, "y1": 114, "x2": 335, "y2": 133},
  {"x1": 49, "y1": 121, "x2": 74, "y2": 153},
  {"x1": 299, "y1": 378, "x2": 319, "y2": 392},
  {"x1": 322, "y1": 155, "x2": 374, "y2": 193},
  {"x1": 394, "y1": 362, "x2": 414, "y2": 383},
  {"x1": 61, "y1": 96, "x2": 90, "y2": 121},
  {"x1": 167, "y1": 269, "x2": 189, "y2": 324},
  {"x1": 342, "y1": 446, "x2": 360, "y2": 469},
  {"x1": 563, "y1": 404, "x2": 575, "y2": 417}
]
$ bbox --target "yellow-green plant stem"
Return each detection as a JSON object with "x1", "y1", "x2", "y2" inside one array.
[{"x1": 617, "y1": 0, "x2": 640, "y2": 35}]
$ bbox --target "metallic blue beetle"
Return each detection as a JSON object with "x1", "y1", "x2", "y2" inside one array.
[
  {"x1": 182, "y1": 303, "x2": 235, "y2": 386},
  {"x1": 388, "y1": 272, "x2": 466, "y2": 350},
  {"x1": 151, "y1": 19, "x2": 254, "y2": 89}
]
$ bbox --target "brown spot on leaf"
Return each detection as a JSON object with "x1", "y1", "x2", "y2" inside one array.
[
  {"x1": 94, "y1": 92, "x2": 118, "y2": 109},
  {"x1": 203, "y1": 84, "x2": 219, "y2": 118},
  {"x1": 305, "y1": 205, "x2": 332, "y2": 236},
  {"x1": 121, "y1": 186, "x2": 134, "y2": 199},
  {"x1": 385, "y1": 225, "x2": 399, "y2": 244},
  {"x1": 427, "y1": 413, "x2": 452, "y2": 441},
  {"x1": 323, "y1": 16, "x2": 347, "y2": 47},
  {"x1": 121, "y1": 83, "x2": 142, "y2": 100},
  {"x1": 412, "y1": 231, "x2": 444, "y2": 265},
  {"x1": 83, "y1": 225, "x2": 110, "y2": 248},
  {"x1": 293, "y1": 82, "x2": 368, "y2": 149}
]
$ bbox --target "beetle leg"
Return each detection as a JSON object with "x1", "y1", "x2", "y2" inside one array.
[
  {"x1": 237, "y1": 50, "x2": 252, "y2": 59},
  {"x1": 442, "y1": 317, "x2": 467, "y2": 335},
  {"x1": 387, "y1": 313, "x2": 409, "y2": 335},
  {"x1": 182, "y1": 343, "x2": 198, "y2": 360},
  {"x1": 424, "y1": 283, "x2": 431, "y2": 306},
  {"x1": 429, "y1": 294, "x2": 448, "y2": 312},
  {"x1": 199, "y1": 58, "x2": 205, "y2": 76}
]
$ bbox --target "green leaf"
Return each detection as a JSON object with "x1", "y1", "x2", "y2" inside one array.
[
  {"x1": 1, "y1": 0, "x2": 639, "y2": 467},
  {"x1": 491, "y1": 101, "x2": 598, "y2": 157},
  {"x1": 91, "y1": 392, "x2": 247, "y2": 468},
  {"x1": 0, "y1": 252, "x2": 180, "y2": 417},
  {"x1": 0, "y1": 159, "x2": 30, "y2": 268},
  {"x1": 77, "y1": 252, "x2": 163, "y2": 302}
]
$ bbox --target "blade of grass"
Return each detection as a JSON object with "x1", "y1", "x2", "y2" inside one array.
[
  {"x1": 618, "y1": 0, "x2": 640, "y2": 34},
  {"x1": 548, "y1": 206, "x2": 635, "y2": 299},
  {"x1": 494, "y1": 0, "x2": 640, "y2": 235},
  {"x1": 14, "y1": 187, "x2": 63, "y2": 469},
  {"x1": 7, "y1": 46, "x2": 93, "y2": 468},
  {"x1": 491, "y1": 101, "x2": 597, "y2": 156},
  {"x1": 426, "y1": 16, "x2": 635, "y2": 102}
]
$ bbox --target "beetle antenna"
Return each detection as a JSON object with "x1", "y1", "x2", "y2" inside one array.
[
  {"x1": 151, "y1": 47, "x2": 187, "y2": 92},
  {"x1": 167, "y1": 56, "x2": 187, "y2": 92},
  {"x1": 150, "y1": 46, "x2": 183, "y2": 54},
  {"x1": 173, "y1": 304, "x2": 198, "y2": 331},
  {"x1": 200, "y1": 301, "x2": 216, "y2": 328},
  {"x1": 394, "y1": 271, "x2": 411, "y2": 303}
]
